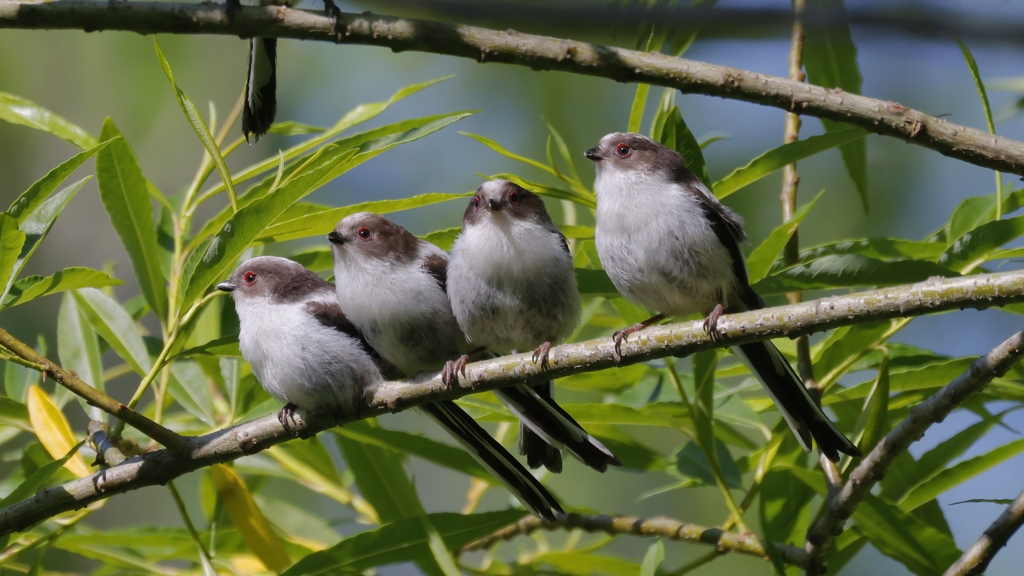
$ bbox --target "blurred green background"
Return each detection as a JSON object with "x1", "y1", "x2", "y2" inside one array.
[{"x1": 3, "y1": 0, "x2": 1024, "y2": 574}]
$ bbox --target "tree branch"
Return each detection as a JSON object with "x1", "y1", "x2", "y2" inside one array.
[
  {"x1": 0, "y1": 328, "x2": 186, "y2": 451},
  {"x1": 943, "y1": 490, "x2": 1024, "y2": 576},
  {"x1": 458, "y1": 513, "x2": 809, "y2": 569},
  {"x1": 804, "y1": 329, "x2": 1024, "y2": 574},
  {"x1": 2, "y1": 1, "x2": 1024, "y2": 176},
  {"x1": 2, "y1": 270, "x2": 1024, "y2": 538}
]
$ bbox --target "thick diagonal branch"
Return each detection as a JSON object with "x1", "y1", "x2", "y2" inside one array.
[
  {"x1": 804, "y1": 329, "x2": 1024, "y2": 573},
  {"x1": 943, "y1": 490, "x2": 1024, "y2": 576},
  {"x1": 0, "y1": 328, "x2": 185, "y2": 451},
  {"x1": 459, "y1": 513, "x2": 808, "y2": 569},
  {"x1": 2, "y1": 271, "x2": 1024, "y2": 539},
  {"x1": 1, "y1": 2, "x2": 1024, "y2": 175}
]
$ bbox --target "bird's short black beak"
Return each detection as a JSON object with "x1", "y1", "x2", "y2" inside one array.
[
  {"x1": 217, "y1": 282, "x2": 236, "y2": 293},
  {"x1": 327, "y1": 231, "x2": 347, "y2": 245},
  {"x1": 585, "y1": 147, "x2": 605, "y2": 161},
  {"x1": 487, "y1": 198, "x2": 505, "y2": 211}
]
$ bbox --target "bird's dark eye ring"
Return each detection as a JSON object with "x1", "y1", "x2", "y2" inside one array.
[
  {"x1": 357, "y1": 227, "x2": 371, "y2": 240},
  {"x1": 616, "y1": 143, "x2": 632, "y2": 158},
  {"x1": 508, "y1": 190, "x2": 520, "y2": 205},
  {"x1": 243, "y1": 271, "x2": 258, "y2": 285}
]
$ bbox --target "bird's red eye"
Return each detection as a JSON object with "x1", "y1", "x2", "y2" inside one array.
[
  {"x1": 508, "y1": 190, "x2": 520, "y2": 205},
  {"x1": 471, "y1": 196, "x2": 480, "y2": 209},
  {"x1": 243, "y1": 271, "x2": 258, "y2": 285},
  {"x1": 357, "y1": 227, "x2": 371, "y2": 240},
  {"x1": 616, "y1": 143, "x2": 632, "y2": 158}
]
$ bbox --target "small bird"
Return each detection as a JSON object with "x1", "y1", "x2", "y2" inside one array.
[
  {"x1": 219, "y1": 256, "x2": 564, "y2": 521},
  {"x1": 585, "y1": 133, "x2": 860, "y2": 462},
  {"x1": 447, "y1": 181, "x2": 621, "y2": 473},
  {"x1": 227, "y1": 0, "x2": 343, "y2": 142},
  {"x1": 330, "y1": 212, "x2": 616, "y2": 473}
]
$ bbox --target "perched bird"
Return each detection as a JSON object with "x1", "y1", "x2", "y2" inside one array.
[
  {"x1": 227, "y1": 0, "x2": 342, "y2": 142},
  {"x1": 219, "y1": 256, "x2": 564, "y2": 521},
  {"x1": 329, "y1": 212, "x2": 616, "y2": 473},
  {"x1": 447, "y1": 181, "x2": 621, "y2": 473},
  {"x1": 585, "y1": 133, "x2": 860, "y2": 462}
]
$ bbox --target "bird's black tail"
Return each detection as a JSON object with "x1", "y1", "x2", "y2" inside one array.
[
  {"x1": 496, "y1": 385, "x2": 622, "y2": 473},
  {"x1": 242, "y1": 37, "x2": 278, "y2": 143},
  {"x1": 734, "y1": 340, "x2": 861, "y2": 462},
  {"x1": 518, "y1": 382, "x2": 563, "y2": 472},
  {"x1": 420, "y1": 400, "x2": 564, "y2": 522}
]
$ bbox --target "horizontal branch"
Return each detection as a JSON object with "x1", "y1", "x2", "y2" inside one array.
[
  {"x1": 459, "y1": 512, "x2": 808, "y2": 569},
  {"x1": 2, "y1": 2, "x2": 1024, "y2": 176},
  {"x1": 943, "y1": 489, "x2": 1024, "y2": 576},
  {"x1": 0, "y1": 328, "x2": 185, "y2": 451},
  {"x1": 2, "y1": 271, "x2": 1024, "y2": 538},
  {"x1": 804, "y1": 329, "x2": 1024, "y2": 574}
]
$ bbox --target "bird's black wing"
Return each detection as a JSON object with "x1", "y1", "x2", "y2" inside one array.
[
  {"x1": 307, "y1": 299, "x2": 403, "y2": 379},
  {"x1": 421, "y1": 252, "x2": 449, "y2": 294}
]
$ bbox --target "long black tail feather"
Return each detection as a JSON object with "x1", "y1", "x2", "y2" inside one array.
[
  {"x1": 518, "y1": 381, "x2": 563, "y2": 472},
  {"x1": 242, "y1": 37, "x2": 277, "y2": 143}
]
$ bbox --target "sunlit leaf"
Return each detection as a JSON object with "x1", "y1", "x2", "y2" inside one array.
[
  {"x1": 639, "y1": 538, "x2": 664, "y2": 576},
  {"x1": 576, "y1": 268, "x2": 619, "y2": 297},
  {"x1": 628, "y1": 83, "x2": 650, "y2": 133},
  {"x1": 268, "y1": 121, "x2": 327, "y2": 135},
  {"x1": 826, "y1": 358, "x2": 973, "y2": 404},
  {"x1": 713, "y1": 128, "x2": 867, "y2": 199},
  {"x1": 171, "y1": 335, "x2": 241, "y2": 360},
  {"x1": 746, "y1": 191, "x2": 823, "y2": 283},
  {"x1": 672, "y1": 440, "x2": 741, "y2": 489},
  {"x1": 853, "y1": 356, "x2": 889, "y2": 454},
  {"x1": 0, "y1": 92, "x2": 98, "y2": 149},
  {"x1": 168, "y1": 360, "x2": 216, "y2": 426},
  {"x1": 334, "y1": 422, "x2": 420, "y2": 523},
  {"x1": 73, "y1": 288, "x2": 152, "y2": 375},
  {"x1": 4, "y1": 267, "x2": 122, "y2": 310},
  {"x1": 7, "y1": 140, "x2": 113, "y2": 225},
  {"x1": 421, "y1": 227, "x2": 461, "y2": 252},
  {"x1": 853, "y1": 494, "x2": 960, "y2": 576},
  {"x1": 336, "y1": 424, "x2": 497, "y2": 484},
  {"x1": 899, "y1": 437, "x2": 1024, "y2": 512},
  {"x1": 56, "y1": 293, "x2": 105, "y2": 420},
  {"x1": 26, "y1": 385, "x2": 90, "y2": 478},
  {"x1": 538, "y1": 552, "x2": 640, "y2": 576},
  {"x1": 96, "y1": 119, "x2": 169, "y2": 322},
  {"x1": 0, "y1": 214, "x2": 26, "y2": 301},
  {"x1": 940, "y1": 213, "x2": 1024, "y2": 272},
  {"x1": 761, "y1": 465, "x2": 815, "y2": 574},
  {"x1": 793, "y1": 238, "x2": 947, "y2": 267},
  {"x1": 754, "y1": 254, "x2": 957, "y2": 295},
  {"x1": 210, "y1": 464, "x2": 291, "y2": 573},
  {"x1": 650, "y1": 90, "x2": 710, "y2": 189}
]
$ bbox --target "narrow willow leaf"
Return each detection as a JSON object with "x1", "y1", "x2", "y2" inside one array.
[
  {"x1": 946, "y1": 188, "x2": 1024, "y2": 244},
  {"x1": 754, "y1": 254, "x2": 957, "y2": 295},
  {"x1": 26, "y1": 385, "x2": 91, "y2": 478},
  {"x1": 713, "y1": 128, "x2": 867, "y2": 198},
  {"x1": 489, "y1": 172, "x2": 595, "y2": 207},
  {"x1": 96, "y1": 119, "x2": 169, "y2": 322},
  {"x1": 544, "y1": 120, "x2": 582, "y2": 185},
  {"x1": 420, "y1": 227, "x2": 461, "y2": 252},
  {"x1": 281, "y1": 511, "x2": 524, "y2": 576},
  {"x1": 939, "y1": 213, "x2": 1024, "y2": 272},
  {"x1": 825, "y1": 358, "x2": 973, "y2": 404},
  {"x1": 171, "y1": 335, "x2": 241, "y2": 360},
  {"x1": 210, "y1": 464, "x2": 291, "y2": 573},
  {"x1": 804, "y1": 0, "x2": 867, "y2": 209},
  {"x1": 746, "y1": 190, "x2": 823, "y2": 283},
  {"x1": 73, "y1": 288, "x2": 152, "y2": 376},
  {"x1": 0, "y1": 93, "x2": 98, "y2": 149},
  {"x1": 4, "y1": 358, "x2": 36, "y2": 404},
  {"x1": 168, "y1": 361, "x2": 216, "y2": 426},
  {"x1": 556, "y1": 364, "x2": 652, "y2": 393},
  {"x1": 628, "y1": 84, "x2": 650, "y2": 133},
  {"x1": 959, "y1": 41, "x2": 997, "y2": 137},
  {"x1": 416, "y1": 502, "x2": 461, "y2": 576},
  {"x1": 538, "y1": 552, "x2": 641, "y2": 576},
  {"x1": 814, "y1": 321, "x2": 893, "y2": 384},
  {"x1": 57, "y1": 293, "x2": 105, "y2": 421},
  {"x1": 639, "y1": 538, "x2": 664, "y2": 576},
  {"x1": 853, "y1": 494, "x2": 960, "y2": 576},
  {"x1": 334, "y1": 423, "x2": 422, "y2": 523},
  {"x1": 899, "y1": 437, "x2": 1024, "y2": 512},
  {"x1": 0, "y1": 214, "x2": 26, "y2": 299},
  {"x1": 0, "y1": 439, "x2": 84, "y2": 511},
  {"x1": 257, "y1": 192, "x2": 470, "y2": 243},
  {"x1": 289, "y1": 247, "x2": 334, "y2": 273},
  {"x1": 0, "y1": 178, "x2": 88, "y2": 305},
  {"x1": 3, "y1": 267, "x2": 122, "y2": 310},
  {"x1": 673, "y1": 440, "x2": 741, "y2": 489},
  {"x1": 950, "y1": 498, "x2": 1015, "y2": 506},
  {"x1": 459, "y1": 132, "x2": 555, "y2": 176},
  {"x1": 335, "y1": 425, "x2": 497, "y2": 484},
  {"x1": 853, "y1": 356, "x2": 889, "y2": 454},
  {"x1": 268, "y1": 121, "x2": 327, "y2": 135},
  {"x1": 576, "y1": 268, "x2": 619, "y2": 297},
  {"x1": 760, "y1": 466, "x2": 815, "y2": 574},
  {"x1": 7, "y1": 140, "x2": 114, "y2": 225},
  {"x1": 154, "y1": 38, "x2": 237, "y2": 211},
  {"x1": 793, "y1": 238, "x2": 947, "y2": 268},
  {"x1": 650, "y1": 91, "x2": 711, "y2": 189}
]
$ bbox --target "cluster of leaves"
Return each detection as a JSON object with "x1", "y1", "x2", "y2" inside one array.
[{"x1": 0, "y1": 22, "x2": 1022, "y2": 576}]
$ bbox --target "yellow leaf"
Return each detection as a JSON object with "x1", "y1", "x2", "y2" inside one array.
[
  {"x1": 27, "y1": 385, "x2": 90, "y2": 478},
  {"x1": 230, "y1": 554, "x2": 273, "y2": 574},
  {"x1": 210, "y1": 464, "x2": 291, "y2": 573}
]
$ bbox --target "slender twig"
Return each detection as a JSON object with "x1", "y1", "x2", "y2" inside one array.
[
  {"x1": 2, "y1": 3, "x2": 1024, "y2": 175},
  {"x1": 3, "y1": 273, "x2": 1024, "y2": 538},
  {"x1": 943, "y1": 489, "x2": 1024, "y2": 576},
  {"x1": 458, "y1": 513, "x2": 808, "y2": 568},
  {"x1": 168, "y1": 481, "x2": 216, "y2": 570},
  {"x1": 0, "y1": 328, "x2": 185, "y2": 451},
  {"x1": 804, "y1": 330, "x2": 1024, "y2": 574}
]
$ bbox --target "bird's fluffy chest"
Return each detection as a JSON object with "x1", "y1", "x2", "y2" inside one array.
[
  {"x1": 448, "y1": 220, "x2": 580, "y2": 353},
  {"x1": 594, "y1": 174, "x2": 739, "y2": 317}
]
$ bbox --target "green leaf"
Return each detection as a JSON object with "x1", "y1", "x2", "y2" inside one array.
[
  {"x1": 760, "y1": 466, "x2": 815, "y2": 574},
  {"x1": 794, "y1": 238, "x2": 947, "y2": 266},
  {"x1": 460, "y1": 132, "x2": 556, "y2": 176},
  {"x1": 576, "y1": 268, "x2": 619, "y2": 297},
  {"x1": 853, "y1": 356, "x2": 889, "y2": 454},
  {"x1": 0, "y1": 395, "x2": 29, "y2": 426},
  {"x1": 813, "y1": 321, "x2": 893, "y2": 379},
  {"x1": 421, "y1": 228, "x2": 461, "y2": 252},
  {"x1": 959, "y1": 40, "x2": 997, "y2": 137},
  {"x1": 73, "y1": 288, "x2": 152, "y2": 375},
  {"x1": 7, "y1": 140, "x2": 114, "y2": 225},
  {"x1": 268, "y1": 121, "x2": 327, "y2": 135},
  {"x1": 692, "y1": 350, "x2": 717, "y2": 457},
  {"x1": 168, "y1": 360, "x2": 215, "y2": 426},
  {"x1": 171, "y1": 335, "x2": 241, "y2": 360},
  {"x1": 3, "y1": 267, "x2": 122, "y2": 310},
  {"x1": 950, "y1": 498, "x2": 1015, "y2": 506},
  {"x1": 544, "y1": 120, "x2": 583, "y2": 186},
  {"x1": 257, "y1": 192, "x2": 470, "y2": 243},
  {"x1": 154, "y1": 38, "x2": 237, "y2": 212},
  {"x1": 282, "y1": 511, "x2": 525, "y2": 575},
  {"x1": 538, "y1": 552, "x2": 641, "y2": 576},
  {"x1": 939, "y1": 214, "x2": 1024, "y2": 272},
  {"x1": 673, "y1": 440, "x2": 741, "y2": 489},
  {"x1": 0, "y1": 178, "x2": 88, "y2": 306},
  {"x1": 334, "y1": 422, "x2": 420, "y2": 523},
  {"x1": 96, "y1": 119, "x2": 168, "y2": 322},
  {"x1": 713, "y1": 128, "x2": 868, "y2": 199},
  {"x1": 0, "y1": 438, "x2": 85, "y2": 548},
  {"x1": 746, "y1": 191, "x2": 823, "y2": 283},
  {"x1": 754, "y1": 254, "x2": 957, "y2": 295},
  {"x1": 628, "y1": 84, "x2": 650, "y2": 133},
  {"x1": 290, "y1": 246, "x2": 335, "y2": 272},
  {"x1": 489, "y1": 172, "x2": 595, "y2": 208},
  {"x1": 899, "y1": 437, "x2": 1024, "y2": 512},
  {"x1": 56, "y1": 293, "x2": 105, "y2": 420},
  {"x1": 639, "y1": 538, "x2": 664, "y2": 576},
  {"x1": 556, "y1": 364, "x2": 652, "y2": 393},
  {"x1": 0, "y1": 93, "x2": 97, "y2": 149},
  {"x1": 650, "y1": 90, "x2": 711, "y2": 189},
  {"x1": 0, "y1": 214, "x2": 26, "y2": 301},
  {"x1": 416, "y1": 500, "x2": 461, "y2": 576},
  {"x1": 826, "y1": 358, "x2": 973, "y2": 404},
  {"x1": 804, "y1": 0, "x2": 867, "y2": 209},
  {"x1": 335, "y1": 424, "x2": 497, "y2": 484},
  {"x1": 853, "y1": 494, "x2": 961, "y2": 576}
]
